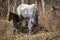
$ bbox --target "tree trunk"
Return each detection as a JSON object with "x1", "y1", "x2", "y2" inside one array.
[
  {"x1": 28, "y1": 0, "x2": 30, "y2": 4},
  {"x1": 41, "y1": 0, "x2": 46, "y2": 17},
  {"x1": 8, "y1": 0, "x2": 10, "y2": 14},
  {"x1": 21, "y1": 0, "x2": 24, "y2": 4},
  {"x1": 13, "y1": 0, "x2": 17, "y2": 13},
  {"x1": 7, "y1": 0, "x2": 10, "y2": 19}
]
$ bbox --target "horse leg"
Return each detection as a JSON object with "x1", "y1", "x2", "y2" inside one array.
[
  {"x1": 13, "y1": 28, "x2": 17, "y2": 35},
  {"x1": 35, "y1": 17, "x2": 38, "y2": 26},
  {"x1": 28, "y1": 19, "x2": 33, "y2": 35},
  {"x1": 25, "y1": 19, "x2": 29, "y2": 28},
  {"x1": 13, "y1": 22, "x2": 21, "y2": 35},
  {"x1": 26, "y1": 20, "x2": 28, "y2": 27},
  {"x1": 28, "y1": 25, "x2": 32, "y2": 35},
  {"x1": 17, "y1": 21, "x2": 22, "y2": 33}
]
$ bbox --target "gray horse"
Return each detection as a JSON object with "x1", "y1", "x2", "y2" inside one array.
[{"x1": 17, "y1": 4, "x2": 38, "y2": 34}]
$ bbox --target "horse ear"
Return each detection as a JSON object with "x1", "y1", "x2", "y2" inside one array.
[
  {"x1": 9, "y1": 12, "x2": 13, "y2": 14},
  {"x1": 9, "y1": 12, "x2": 12, "y2": 14}
]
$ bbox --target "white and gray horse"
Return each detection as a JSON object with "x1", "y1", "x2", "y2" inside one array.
[{"x1": 17, "y1": 4, "x2": 38, "y2": 34}]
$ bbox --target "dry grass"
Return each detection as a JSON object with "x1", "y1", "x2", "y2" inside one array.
[
  {"x1": 0, "y1": 5, "x2": 60, "y2": 40},
  {"x1": 0, "y1": 20, "x2": 60, "y2": 40},
  {"x1": 0, "y1": 20, "x2": 13, "y2": 27},
  {"x1": 0, "y1": 0, "x2": 60, "y2": 40},
  {"x1": 0, "y1": 7, "x2": 60, "y2": 40}
]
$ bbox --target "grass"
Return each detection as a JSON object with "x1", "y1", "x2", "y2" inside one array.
[{"x1": 0, "y1": 20, "x2": 60, "y2": 40}]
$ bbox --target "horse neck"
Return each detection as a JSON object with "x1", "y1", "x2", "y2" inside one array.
[
  {"x1": 13, "y1": 14, "x2": 19, "y2": 23},
  {"x1": 12, "y1": 15, "x2": 15, "y2": 26}
]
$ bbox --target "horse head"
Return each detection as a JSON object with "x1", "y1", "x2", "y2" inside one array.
[{"x1": 8, "y1": 12, "x2": 14, "y2": 21}]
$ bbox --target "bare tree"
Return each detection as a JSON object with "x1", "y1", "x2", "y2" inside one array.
[
  {"x1": 8, "y1": 0, "x2": 10, "y2": 14},
  {"x1": 21, "y1": 0, "x2": 24, "y2": 4},
  {"x1": 7, "y1": 0, "x2": 10, "y2": 20},
  {"x1": 13, "y1": 0, "x2": 17, "y2": 13},
  {"x1": 41, "y1": 0, "x2": 46, "y2": 17},
  {"x1": 28, "y1": 0, "x2": 30, "y2": 4}
]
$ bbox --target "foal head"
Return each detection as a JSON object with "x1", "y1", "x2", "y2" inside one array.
[
  {"x1": 8, "y1": 12, "x2": 20, "y2": 23},
  {"x1": 8, "y1": 12, "x2": 14, "y2": 21}
]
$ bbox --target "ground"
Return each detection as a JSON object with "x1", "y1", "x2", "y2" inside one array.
[{"x1": 0, "y1": 20, "x2": 60, "y2": 40}]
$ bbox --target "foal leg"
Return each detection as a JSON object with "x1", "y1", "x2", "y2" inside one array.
[
  {"x1": 17, "y1": 22, "x2": 22, "y2": 34},
  {"x1": 13, "y1": 28, "x2": 17, "y2": 35},
  {"x1": 13, "y1": 22, "x2": 21, "y2": 35},
  {"x1": 15, "y1": 21, "x2": 22, "y2": 34}
]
